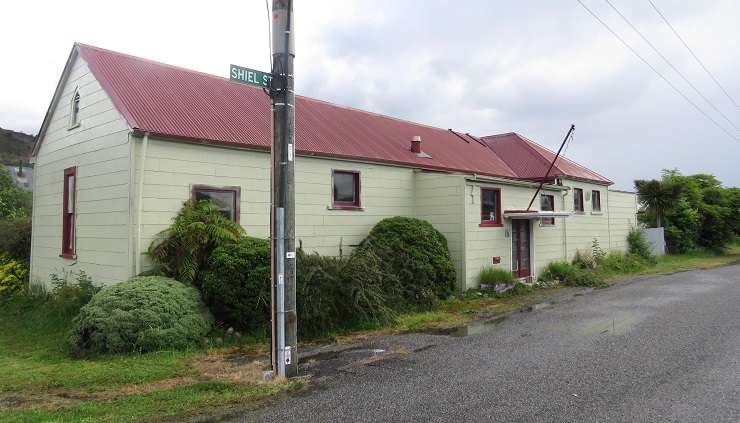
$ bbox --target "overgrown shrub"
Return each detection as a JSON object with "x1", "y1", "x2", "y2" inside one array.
[
  {"x1": 70, "y1": 276, "x2": 213, "y2": 355},
  {"x1": 199, "y1": 238, "x2": 395, "y2": 338},
  {"x1": 199, "y1": 237, "x2": 271, "y2": 331},
  {"x1": 627, "y1": 227, "x2": 655, "y2": 261},
  {"x1": 478, "y1": 267, "x2": 515, "y2": 285},
  {"x1": 49, "y1": 270, "x2": 101, "y2": 318},
  {"x1": 0, "y1": 216, "x2": 32, "y2": 264},
  {"x1": 0, "y1": 255, "x2": 28, "y2": 299},
  {"x1": 148, "y1": 201, "x2": 243, "y2": 284},
  {"x1": 598, "y1": 252, "x2": 651, "y2": 274},
  {"x1": 357, "y1": 217, "x2": 455, "y2": 310},
  {"x1": 0, "y1": 167, "x2": 32, "y2": 220},
  {"x1": 572, "y1": 250, "x2": 597, "y2": 269},
  {"x1": 539, "y1": 260, "x2": 603, "y2": 287}
]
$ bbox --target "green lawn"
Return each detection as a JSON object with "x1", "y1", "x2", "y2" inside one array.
[{"x1": 0, "y1": 299, "x2": 299, "y2": 422}]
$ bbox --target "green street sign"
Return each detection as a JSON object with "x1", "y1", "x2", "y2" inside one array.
[{"x1": 230, "y1": 64, "x2": 272, "y2": 88}]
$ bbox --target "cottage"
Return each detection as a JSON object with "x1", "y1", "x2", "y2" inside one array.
[{"x1": 30, "y1": 43, "x2": 637, "y2": 290}]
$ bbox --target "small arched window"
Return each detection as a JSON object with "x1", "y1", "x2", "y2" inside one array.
[{"x1": 69, "y1": 88, "x2": 81, "y2": 128}]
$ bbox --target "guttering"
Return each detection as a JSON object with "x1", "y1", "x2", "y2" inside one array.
[
  {"x1": 465, "y1": 173, "x2": 570, "y2": 191},
  {"x1": 135, "y1": 132, "x2": 150, "y2": 276}
]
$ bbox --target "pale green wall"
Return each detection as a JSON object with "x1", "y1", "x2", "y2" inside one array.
[
  {"x1": 31, "y1": 54, "x2": 132, "y2": 286},
  {"x1": 133, "y1": 138, "x2": 419, "y2": 272},
  {"x1": 462, "y1": 180, "x2": 566, "y2": 289},
  {"x1": 413, "y1": 172, "x2": 467, "y2": 290},
  {"x1": 606, "y1": 190, "x2": 638, "y2": 252},
  {"x1": 560, "y1": 179, "x2": 611, "y2": 259}
]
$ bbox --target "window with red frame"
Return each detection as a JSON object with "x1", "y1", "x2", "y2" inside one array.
[
  {"x1": 480, "y1": 188, "x2": 502, "y2": 226},
  {"x1": 540, "y1": 194, "x2": 555, "y2": 225},
  {"x1": 192, "y1": 185, "x2": 241, "y2": 221},
  {"x1": 332, "y1": 170, "x2": 361, "y2": 209},
  {"x1": 61, "y1": 167, "x2": 77, "y2": 258}
]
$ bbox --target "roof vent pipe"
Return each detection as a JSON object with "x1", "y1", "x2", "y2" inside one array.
[{"x1": 411, "y1": 135, "x2": 422, "y2": 153}]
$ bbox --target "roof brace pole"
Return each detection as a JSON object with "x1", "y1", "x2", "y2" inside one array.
[{"x1": 525, "y1": 124, "x2": 575, "y2": 211}]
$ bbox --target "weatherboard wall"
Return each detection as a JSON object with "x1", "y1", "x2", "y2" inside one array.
[
  {"x1": 133, "y1": 137, "x2": 417, "y2": 271},
  {"x1": 462, "y1": 181, "x2": 566, "y2": 289},
  {"x1": 30, "y1": 54, "x2": 132, "y2": 286},
  {"x1": 413, "y1": 172, "x2": 467, "y2": 290},
  {"x1": 606, "y1": 190, "x2": 638, "y2": 252}
]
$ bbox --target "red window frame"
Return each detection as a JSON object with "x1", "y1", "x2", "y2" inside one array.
[
  {"x1": 573, "y1": 188, "x2": 584, "y2": 213},
  {"x1": 592, "y1": 190, "x2": 601, "y2": 212},
  {"x1": 61, "y1": 166, "x2": 77, "y2": 259},
  {"x1": 480, "y1": 188, "x2": 503, "y2": 227},
  {"x1": 191, "y1": 185, "x2": 241, "y2": 221},
  {"x1": 331, "y1": 170, "x2": 361, "y2": 209},
  {"x1": 540, "y1": 194, "x2": 555, "y2": 226}
]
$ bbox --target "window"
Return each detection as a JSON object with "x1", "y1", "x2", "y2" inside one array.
[
  {"x1": 61, "y1": 167, "x2": 77, "y2": 258},
  {"x1": 332, "y1": 170, "x2": 361, "y2": 209},
  {"x1": 69, "y1": 89, "x2": 81, "y2": 128},
  {"x1": 573, "y1": 188, "x2": 584, "y2": 213},
  {"x1": 192, "y1": 185, "x2": 240, "y2": 221},
  {"x1": 592, "y1": 190, "x2": 601, "y2": 212},
  {"x1": 480, "y1": 188, "x2": 502, "y2": 226},
  {"x1": 540, "y1": 194, "x2": 555, "y2": 225}
]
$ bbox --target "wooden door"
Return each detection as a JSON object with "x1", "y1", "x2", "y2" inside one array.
[{"x1": 511, "y1": 220, "x2": 531, "y2": 278}]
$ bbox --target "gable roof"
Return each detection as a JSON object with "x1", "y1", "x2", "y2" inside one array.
[
  {"x1": 49, "y1": 43, "x2": 518, "y2": 179},
  {"x1": 482, "y1": 132, "x2": 612, "y2": 185}
]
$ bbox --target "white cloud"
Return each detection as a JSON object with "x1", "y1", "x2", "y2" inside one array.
[{"x1": 1, "y1": 0, "x2": 739, "y2": 189}]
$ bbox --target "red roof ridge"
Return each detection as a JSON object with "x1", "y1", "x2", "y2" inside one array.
[
  {"x1": 513, "y1": 133, "x2": 613, "y2": 183},
  {"x1": 75, "y1": 42, "x2": 470, "y2": 138}
]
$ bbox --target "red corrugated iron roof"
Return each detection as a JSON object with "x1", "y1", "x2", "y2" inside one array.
[
  {"x1": 75, "y1": 43, "x2": 519, "y2": 179},
  {"x1": 482, "y1": 132, "x2": 612, "y2": 185}
]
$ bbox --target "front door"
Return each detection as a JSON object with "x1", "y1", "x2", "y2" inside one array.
[{"x1": 511, "y1": 219, "x2": 531, "y2": 278}]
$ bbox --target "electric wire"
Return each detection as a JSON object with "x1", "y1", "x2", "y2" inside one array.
[
  {"x1": 603, "y1": 0, "x2": 739, "y2": 132},
  {"x1": 648, "y1": 0, "x2": 740, "y2": 110},
  {"x1": 575, "y1": 0, "x2": 740, "y2": 143}
]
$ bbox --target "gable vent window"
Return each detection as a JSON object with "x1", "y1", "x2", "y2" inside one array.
[{"x1": 69, "y1": 89, "x2": 81, "y2": 129}]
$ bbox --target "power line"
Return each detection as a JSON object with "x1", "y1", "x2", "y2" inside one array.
[
  {"x1": 648, "y1": 0, "x2": 740, "y2": 110},
  {"x1": 575, "y1": 0, "x2": 740, "y2": 143},
  {"x1": 603, "y1": 0, "x2": 739, "y2": 132}
]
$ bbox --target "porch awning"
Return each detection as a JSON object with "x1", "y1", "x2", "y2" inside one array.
[{"x1": 503, "y1": 210, "x2": 571, "y2": 220}]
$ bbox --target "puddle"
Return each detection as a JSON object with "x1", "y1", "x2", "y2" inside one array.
[
  {"x1": 578, "y1": 312, "x2": 641, "y2": 337},
  {"x1": 422, "y1": 315, "x2": 508, "y2": 337}
]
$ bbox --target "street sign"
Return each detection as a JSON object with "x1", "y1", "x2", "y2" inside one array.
[{"x1": 229, "y1": 64, "x2": 272, "y2": 88}]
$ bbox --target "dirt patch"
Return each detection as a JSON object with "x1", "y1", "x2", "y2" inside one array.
[{"x1": 192, "y1": 352, "x2": 267, "y2": 385}]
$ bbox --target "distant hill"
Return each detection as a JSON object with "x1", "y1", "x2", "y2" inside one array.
[{"x1": 0, "y1": 127, "x2": 35, "y2": 165}]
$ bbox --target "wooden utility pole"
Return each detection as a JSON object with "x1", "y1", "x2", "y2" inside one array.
[{"x1": 270, "y1": 0, "x2": 297, "y2": 378}]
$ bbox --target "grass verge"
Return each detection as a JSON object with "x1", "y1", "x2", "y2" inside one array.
[{"x1": 0, "y1": 298, "x2": 301, "y2": 423}]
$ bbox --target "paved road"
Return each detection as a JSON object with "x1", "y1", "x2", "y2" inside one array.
[{"x1": 237, "y1": 265, "x2": 740, "y2": 422}]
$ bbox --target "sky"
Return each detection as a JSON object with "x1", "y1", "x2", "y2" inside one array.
[{"x1": 2, "y1": 0, "x2": 739, "y2": 190}]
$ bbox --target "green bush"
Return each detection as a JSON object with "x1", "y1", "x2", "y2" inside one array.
[
  {"x1": 69, "y1": 276, "x2": 213, "y2": 355},
  {"x1": 478, "y1": 267, "x2": 515, "y2": 285},
  {"x1": 199, "y1": 237, "x2": 271, "y2": 331},
  {"x1": 199, "y1": 238, "x2": 395, "y2": 338},
  {"x1": 627, "y1": 227, "x2": 654, "y2": 261},
  {"x1": 148, "y1": 201, "x2": 244, "y2": 284},
  {"x1": 357, "y1": 217, "x2": 455, "y2": 310},
  {"x1": 572, "y1": 250, "x2": 597, "y2": 269},
  {"x1": 48, "y1": 270, "x2": 101, "y2": 318},
  {"x1": 539, "y1": 261, "x2": 603, "y2": 287},
  {"x1": 598, "y1": 252, "x2": 651, "y2": 274},
  {"x1": 0, "y1": 216, "x2": 32, "y2": 264},
  {"x1": 0, "y1": 255, "x2": 27, "y2": 299},
  {"x1": 0, "y1": 167, "x2": 32, "y2": 220}
]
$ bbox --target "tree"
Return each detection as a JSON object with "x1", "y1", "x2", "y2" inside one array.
[
  {"x1": 634, "y1": 178, "x2": 683, "y2": 228},
  {"x1": 147, "y1": 200, "x2": 244, "y2": 284},
  {"x1": 0, "y1": 167, "x2": 32, "y2": 220}
]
